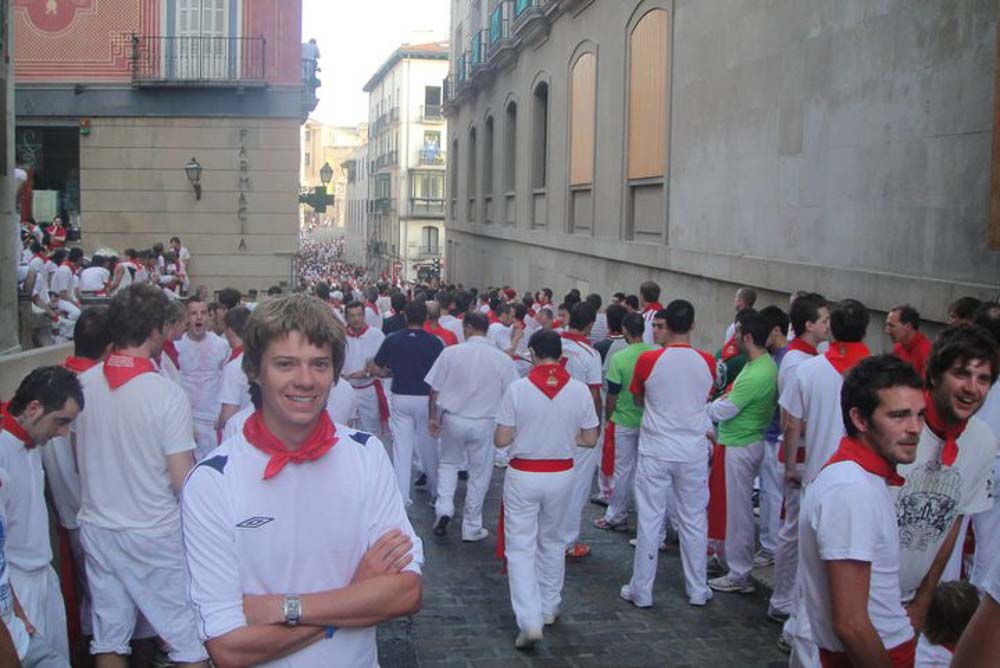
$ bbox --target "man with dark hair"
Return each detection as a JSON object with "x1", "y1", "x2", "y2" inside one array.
[
  {"x1": 756, "y1": 305, "x2": 790, "y2": 569},
  {"x1": 216, "y1": 306, "x2": 253, "y2": 430},
  {"x1": 893, "y1": 324, "x2": 998, "y2": 631},
  {"x1": 177, "y1": 297, "x2": 230, "y2": 460},
  {"x1": 595, "y1": 304, "x2": 627, "y2": 365},
  {"x1": 1, "y1": 366, "x2": 84, "y2": 665},
  {"x1": 50, "y1": 247, "x2": 83, "y2": 306},
  {"x1": 586, "y1": 293, "x2": 607, "y2": 344},
  {"x1": 183, "y1": 294, "x2": 421, "y2": 667},
  {"x1": 441, "y1": 291, "x2": 472, "y2": 344},
  {"x1": 624, "y1": 294, "x2": 639, "y2": 313},
  {"x1": 800, "y1": 355, "x2": 922, "y2": 667},
  {"x1": 373, "y1": 300, "x2": 444, "y2": 505},
  {"x1": 621, "y1": 301, "x2": 717, "y2": 607},
  {"x1": 949, "y1": 297, "x2": 982, "y2": 326},
  {"x1": 639, "y1": 281, "x2": 664, "y2": 344},
  {"x1": 382, "y1": 292, "x2": 407, "y2": 336},
  {"x1": 707, "y1": 309, "x2": 778, "y2": 594},
  {"x1": 342, "y1": 301, "x2": 389, "y2": 437},
  {"x1": 217, "y1": 287, "x2": 241, "y2": 311},
  {"x1": 494, "y1": 329, "x2": 599, "y2": 650},
  {"x1": 207, "y1": 302, "x2": 227, "y2": 337},
  {"x1": 886, "y1": 304, "x2": 932, "y2": 379}
]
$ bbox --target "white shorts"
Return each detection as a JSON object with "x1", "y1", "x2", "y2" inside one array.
[{"x1": 80, "y1": 522, "x2": 207, "y2": 663}]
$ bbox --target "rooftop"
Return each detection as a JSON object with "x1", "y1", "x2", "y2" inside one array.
[{"x1": 363, "y1": 41, "x2": 449, "y2": 92}]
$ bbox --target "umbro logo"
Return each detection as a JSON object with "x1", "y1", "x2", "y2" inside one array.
[{"x1": 236, "y1": 516, "x2": 274, "y2": 529}]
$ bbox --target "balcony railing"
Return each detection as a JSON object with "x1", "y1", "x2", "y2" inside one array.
[
  {"x1": 470, "y1": 31, "x2": 485, "y2": 70},
  {"x1": 421, "y1": 104, "x2": 443, "y2": 121},
  {"x1": 411, "y1": 198, "x2": 446, "y2": 217},
  {"x1": 443, "y1": 75, "x2": 455, "y2": 104},
  {"x1": 372, "y1": 197, "x2": 396, "y2": 214},
  {"x1": 457, "y1": 51, "x2": 468, "y2": 84},
  {"x1": 415, "y1": 244, "x2": 441, "y2": 257},
  {"x1": 130, "y1": 34, "x2": 266, "y2": 85},
  {"x1": 418, "y1": 148, "x2": 446, "y2": 166},
  {"x1": 489, "y1": 3, "x2": 510, "y2": 50},
  {"x1": 514, "y1": 0, "x2": 536, "y2": 16}
]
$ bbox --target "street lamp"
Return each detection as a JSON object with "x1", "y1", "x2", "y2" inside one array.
[
  {"x1": 185, "y1": 157, "x2": 203, "y2": 200},
  {"x1": 319, "y1": 161, "x2": 333, "y2": 185}
]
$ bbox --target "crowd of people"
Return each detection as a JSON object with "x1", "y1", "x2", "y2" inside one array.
[{"x1": 1, "y1": 235, "x2": 999, "y2": 667}]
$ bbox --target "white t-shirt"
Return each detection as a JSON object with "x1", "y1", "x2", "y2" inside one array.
[
  {"x1": 780, "y1": 355, "x2": 846, "y2": 484},
  {"x1": 75, "y1": 365, "x2": 196, "y2": 531},
  {"x1": 976, "y1": 383, "x2": 1000, "y2": 460},
  {"x1": 50, "y1": 263, "x2": 75, "y2": 297},
  {"x1": 159, "y1": 352, "x2": 183, "y2": 387},
  {"x1": 218, "y1": 353, "x2": 250, "y2": 411},
  {"x1": 182, "y1": 423, "x2": 422, "y2": 666},
  {"x1": 438, "y1": 314, "x2": 465, "y2": 344},
  {"x1": 176, "y1": 332, "x2": 230, "y2": 422},
  {"x1": 777, "y1": 348, "x2": 816, "y2": 396},
  {"x1": 560, "y1": 336, "x2": 602, "y2": 390},
  {"x1": 633, "y1": 345, "x2": 716, "y2": 463},
  {"x1": 222, "y1": 381, "x2": 358, "y2": 444},
  {"x1": 27, "y1": 256, "x2": 49, "y2": 296},
  {"x1": 79, "y1": 266, "x2": 110, "y2": 292},
  {"x1": 589, "y1": 312, "x2": 608, "y2": 345},
  {"x1": 893, "y1": 418, "x2": 998, "y2": 601},
  {"x1": 41, "y1": 433, "x2": 81, "y2": 531},
  {"x1": 0, "y1": 431, "x2": 51, "y2": 571},
  {"x1": 641, "y1": 308, "x2": 659, "y2": 345},
  {"x1": 365, "y1": 304, "x2": 383, "y2": 331},
  {"x1": 487, "y1": 322, "x2": 512, "y2": 352},
  {"x1": 424, "y1": 336, "x2": 519, "y2": 419},
  {"x1": 983, "y1": 547, "x2": 1000, "y2": 602},
  {"x1": 800, "y1": 460, "x2": 913, "y2": 653},
  {"x1": 495, "y1": 376, "x2": 599, "y2": 460},
  {"x1": 0, "y1": 472, "x2": 30, "y2": 660},
  {"x1": 342, "y1": 328, "x2": 385, "y2": 389}
]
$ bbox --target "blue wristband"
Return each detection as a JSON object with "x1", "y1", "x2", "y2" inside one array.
[{"x1": 324, "y1": 626, "x2": 337, "y2": 639}]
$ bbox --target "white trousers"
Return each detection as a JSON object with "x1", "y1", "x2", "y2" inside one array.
[
  {"x1": 758, "y1": 439, "x2": 783, "y2": 554},
  {"x1": 723, "y1": 440, "x2": 765, "y2": 581},
  {"x1": 192, "y1": 418, "x2": 217, "y2": 461},
  {"x1": 503, "y1": 467, "x2": 574, "y2": 633},
  {"x1": 435, "y1": 414, "x2": 495, "y2": 538},
  {"x1": 628, "y1": 454, "x2": 711, "y2": 604},
  {"x1": 604, "y1": 426, "x2": 639, "y2": 524},
  {"x1": 784, "y1": 483, "x2": 820, "y2": 668},
  {"x1": 9, "y1": 564, "x2": 69, "y2": 664},
  {"x1": 352, "y1": 384, "x2": 383, "y2": 436},
  {"x1": 560, "y1": 443, "x2": 601, "y2": 548},
  {"x1": 769, "y1": 470, "x2": 803, "y2": 614},
  {"x1": 390, "y1": 393, "x2": 438, "y2": 505}
]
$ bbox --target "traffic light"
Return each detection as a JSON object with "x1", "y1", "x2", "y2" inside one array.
[{"x1": 432, "y1": 258, "x2": 441, "y2": 276}]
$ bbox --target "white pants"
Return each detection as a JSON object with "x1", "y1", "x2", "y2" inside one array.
[
  {"x1": 80, "y1": 522, "x2": 207, "y2": 663},
  {"x1": 769, "y1": 471, "x2": 803, "y2": 614},
  {"x1": 629, "y1": 454, "x2": 711, "y2": 604},
  {"x1": 504, "y1": 467, "x2": 574, "y2": 633},
  {"x1": 784, "y1": 483, "x2": 820, "y2": 668},
  {"x1": 390, "y1": 393, "x2": 438, "y2": 505},
  {"x1": 723, "y1": 440, "x2": 765, "y2": 581},
  {"x1": 352, "y1": 384, "x2": 383, "y2": 437},
  {"x1": 192, "y1": 418, "x2": 217, "y2": 461},
  {"x1": 758, "y1": 439, "x2": 783, "y2": 554},
  {"x1": 67, "y1": 528, "x2": 92, "y2": 637},
  {"x1": 435, "y1": 414, "x2": 495, "y2": 538},
  {"x1": 604, "y1": 426, "x2": 639, "y2": 524},
  {"x1": 9, "y1": 564, "x2": 69, "y2": 664},
  {"x1": 560, "y1": 443, "x2": 602, "y2": 548}
]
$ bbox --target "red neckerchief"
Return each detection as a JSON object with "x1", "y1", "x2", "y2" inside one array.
[
  {"x1": 643, "y1": 302, "x2": 663, "y2": 314},
  {"x1": 824, "y1": 341, "x2": 870, "y2": 374},
  {"x1": 923, "y1": 390, "x2": 966, "y2": 467},
  {"x1": 33, "y1": 252, "x2": 47, "y2": 264},
  {"x1": 786, "y1": 338, "x2": 818, "y2": 356},
  {"x1": 824, "y1": 436, "x2": 904, "y2": 486},
  {"x1": 528, "y1": 363, "x2": 571, "y2": 399},
  {"x1": 103, "y1": 353, "x2": 158, "y2": 390},
  {"x1": 243, "y1": 409, "x2": 338, "y2": 480},
  {"x1": 64, "y1": 356, "x2": 98, "y2": 374},
  {"x1": 162, "y1": 340, "x2": 180, "y2": 370},
  {"x1": 347, "y1": 324, "x2": 369, "y2": 338},
  {"x1": 560, "y1": 330, "x2": 591, "y2": 346},
  {"x1": 228, "y1": 346, "x2": 243, "y2": 363},
  {"x1": 721, "y1": 336, "x2": 740, "y2": 361},
  {"x1": 0, "y1": 403, "x2": 34, "y2": 448}
]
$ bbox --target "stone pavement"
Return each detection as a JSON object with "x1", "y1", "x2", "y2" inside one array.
[{"x1": 377, "y1": 468, "x2": 789, "y2": 667}]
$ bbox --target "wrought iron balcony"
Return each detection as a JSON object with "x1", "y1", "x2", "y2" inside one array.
[
  {"x1": 457, "y1": 51, "x2": 468, "y2": 85},
  {"x1": 371, "y1": 197, "x2": 396, "y2": 214},
  {"x1": 410, "y1": 198, "x2": 446, "y2": 217},
  {"x1": 421, "y1": 104, "x2": 443, "y2": 122},
  {"x1": 470, "y1": 30, "x2": 485, "y2": 71},
  {"x1": 130, "y1": 34, "x2": 266, "y2": 86}
]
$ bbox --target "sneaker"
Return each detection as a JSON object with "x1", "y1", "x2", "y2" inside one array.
[
  {"x1": 414, "y1": 473, "x2": 427, "y2": 488},
  {"x1": 589, "y1": 495, "x2": 610, "y2": 507},
  {"x1": 753, "y1": 549, "x2": 775, "y2": 568},
  {"x1": 593, "y1": 517, "x2": 629, "y2": 532},
  {"x1": 619, "y1": 584, "x2": 652, "y2": 609},
  {"x1": 767, "y1": 606, "x2": 790, "y2": 624},
  {"x1": 706, "y1": 555, "x2": 726, "y2": 577},
  {"x1": 628, "y1": 537, "x2": 668, "y2": 552},
  {"x1": 542, "y1": 610, "x2": 559, "y2": 626},
  {"x1": 515, "y1": 628, "x2": 543, "y2": 650},
  {"x1": 708, "y1": 574, "x2": 756, "y2": 594},
  {"x1": 776, "y1": 632, "x2": 792, "y2": 654},
  {"x1": 565, "y1": 542, "x2": 591, "y2": 558},
  {"x1": 688, "y1": 592, "x2": 713, "y2": 607},
  {"x1": 462, "y1": 528, "x2": 490, "y2": 542},
  {"x1": 432, "y1": 516, "x2": 450, "y2": 537}
]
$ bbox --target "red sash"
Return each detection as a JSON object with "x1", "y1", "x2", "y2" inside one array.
[
  {"x1": 228, "y1": 346, "x2": 243, "y2": 363},
  {"x1": 496, "y1": 458, "x2": 574, "y2": 570},
  {"x1": 374, "y1": 379, "x2": 390, "y2": 430},
  {"x1": 601, "y1": 421, "x2": 616, "y2": 477},
  {"x1": 708, "y1": 443, "x2": 727, "y2": 547},
  {"x1": 923, "y1": 390, "x2": 966, "y2": 467},
  {"x1": 819, "y1": 637, "x2": 915, "y2": 668}
]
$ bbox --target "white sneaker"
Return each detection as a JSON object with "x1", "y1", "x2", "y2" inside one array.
[
  {"x1": 619, "y1": 584, "x2": 652, "y2": 608},
  {"x1": 462, "y1": 528, "x2": 490, "y2": 542},
  {"x1": 753, "y1": 549, "x2": 775, "y2": 568},
  {"x1": 708, "y1": 574, "x2": 756, "y2": 594},
  {"x1": 515, "y1": 627, "x2": 543, "y2": 650},
  {"x1": 628, "y1": 537, "x2": 668, "y2": 552},
  {"x1": 688, "y1": 592, "x2": 713, "y2": 607}
]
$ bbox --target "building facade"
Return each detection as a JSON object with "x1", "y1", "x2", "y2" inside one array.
[
  {"x1": 445, "y1": 0, "x2": 1000, "y2": 351},
  {"x1": 300, "y1": 119, "x2": 367, "y2": 229},
  {"x1": 364, "y1": 42, "x2": 449, "y2": 283},
  {"x1": 12, "y1": 0, "x2": 316, "y2": 294},
  {"x1": 343, "y1": 141, "x2": 369, "y2": 267}
]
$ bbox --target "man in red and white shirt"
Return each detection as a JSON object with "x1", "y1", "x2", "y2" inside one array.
[
  {"x1": 176, "y1": 297, "x2": 231, "y2": 459},
  {"x1": 182, "y1": 293, "x2": 422, "y2": 667},
  {"x1": 342, "y1": 301, "x2": 389, "y2": 437},
  {"x1": 638, "y1": 281, "x2": 663, "y2": 345},
  {"x1": 494, "y1": 330, "x2": 599, "y2": 650},
  {"x1": 216, "y1": 306, "x2": 252, "y2": 431},
  {"x1": 885, "y1": 304, "x2": 933, "y2": 380},
  {"x1": 800, "y1": 355, "x2": 923, "y2": 667},
  {"x1": 424, "y1": 300, "x2": 459, "y2": 347},
  {"x1": 73, "y1": 284, "x2": 208, "y2": 666},
  {"x1": 622, "y1": 300, "x2": 717, "y2": 608},
  {"x1": 557, "y1": 303, "x2": 604, "y2": 558},
  {"x1": 1, "y1": 366, "x2": 83, "y2": 664},
  {"x1": 426, "y1": 312, "x2": 519, "y2": 540}
]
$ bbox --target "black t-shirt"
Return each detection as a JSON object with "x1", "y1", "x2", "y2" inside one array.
[
  {"x1": 382, "y1": 313, "x2": 405, "y2": 336},
  {"x1": 373, "y1": 328, "x2": 444, "y2": 395}
]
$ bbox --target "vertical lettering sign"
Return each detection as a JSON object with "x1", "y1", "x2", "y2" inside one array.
[{"x1": 237, "y1": 128, "x2": 250, "y2": 249}]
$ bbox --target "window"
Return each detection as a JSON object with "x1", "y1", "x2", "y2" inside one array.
[
  {"x1": 504, "y1": 101, "x2": 517, "y2": 193},
  {"x1": 531, "y1": 81, "x2": 548, "y2": 189},
  {"x1": 450, "y1": 137, "x2": 459, "y2": 220},
  {"x1": 304, "y1": 152, "x2": 311, "y2": 166},
  {"x1": 424, "y1": 86, "x2": 442, "y2": 119},
  {"x1": 305, "y1": 129, "x2": 311, "y2": 142},
  {"x1": 467, "y1": 126, "x2": 478, "y2": 222},
  {"x1": 569, "y1": 50, "x2": 597, "y2": 233},
  {"x1": 483, "y1": 116, "x2": 495, "y2": 196},
  {"x1": 421, "y1": 226, "x2": 440, "y2": 253}
]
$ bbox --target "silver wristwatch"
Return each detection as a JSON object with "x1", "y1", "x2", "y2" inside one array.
[{"x1": 283, "y1": 594, "x2": 302, "y2": 626}]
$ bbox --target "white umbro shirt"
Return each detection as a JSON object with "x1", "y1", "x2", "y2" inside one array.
[
  {"x1": 342, "y1": 328, "x2": 385, "y2": 389},
  {"x1": 182, "y1": 423, "x2": 423, "y2": 667},
  {"x1": 176, "y1": 332, "x2": 230, "y2": 422},
  {"x1": 495, "y1": 377, "x2": 599, "y2": 460},
  {"x1": 0, "y1": 430, "x2": 51, "y2": 570},
  {"x1": 779, "y1": 355, "x2": 846, "y2": 484},
  {"x1": 222, "y1": 381, "x2": 358, "y2": 444},
  {"x1": 218, "y1": 353, "x2": 250, "y2": 411},
  {"x1": 424, "y1": 336, "x2": 519, "y2": 419},
  {"x1": 75, "y1": 365, "x2": 196, "y2": 531},
  {"x1": 800, "y1": 460, "x2": 913, "y2": 653}
]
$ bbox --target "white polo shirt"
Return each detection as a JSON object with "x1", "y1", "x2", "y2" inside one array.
[
  {"x1": 560, "y1": 336, "x2": 602, "y2": 390},
  {"x1": 495, "y1": 377, "x2": 599, "y2": 460},
  {"x1": 79, "y1": 266, "x2": 109, "y2": 293},
  {"x1": 218, "y1": 353, "x2": 250, "y2": 411},
  {"x1": 439, "y1": 314, "x2": 465, "y2": 344},
  {"x1": 800, "y1": 460, "x2": 913, "y2": 653},
  {"x1": 777, "y1": 348, "x2": 815, "y2": 396},
  {"x1": 222, "y1": 381, "x2": 358, "y2": 444},
  {"x1": 487, "y1": 322, "x2": 512, "y2": 352},
  {"x1": 50, "y1": 263, "x2": 75, "y2": 297},
  {"x1": 0, "y1": 430, "x2": 51, "y2": 571},
  {"x1": 182, "y1": 423, "x2": 423, "y2": 667},
  {"x1": 633, "y1": 345, "x2": 716, "y2": 463},
  {"x1": 27, "y1": 256, "x2": 49, "y2": 296},
  {"x1": 343, "y1": 327, "x2": 385, "y2": 389},
  {"x1": 779, "y1": 355, "x2": 846, "y2": 484},
  {"x1": 176, "y1": 332, "x2": 230, "y2": 422},
  {"x1": 75, "y1": 364, "x2": 196, "y2": 531},
  {"x1": 893, "y1": 418, "x2": 998, "y2": 601},
  {"x1": 424, "y1": 336, "x2": 519, "y2": 419}
]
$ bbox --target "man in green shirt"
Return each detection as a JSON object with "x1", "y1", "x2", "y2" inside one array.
[
  {"x1": 594, "y1": 312, "x2": 657, "y2": 531},
  {"x1": 707, "y1": 309, "x2": 778, "y2": 594}
]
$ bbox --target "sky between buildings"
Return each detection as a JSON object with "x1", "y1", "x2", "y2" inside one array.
[{"x1": 302, "y1": 0, "x2": 450, "y2": 127}]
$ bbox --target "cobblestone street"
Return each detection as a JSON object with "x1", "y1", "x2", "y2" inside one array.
[{"x1": 378, "y1": 469, "x2": 788, "y2": 667}]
